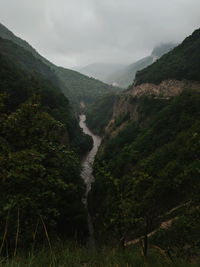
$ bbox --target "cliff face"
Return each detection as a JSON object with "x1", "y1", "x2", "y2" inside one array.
[
  {"x1": 105, "y1": 79, "x2": 200, "y2": 136},
  {"x1": 130, "y1": 79, "x2": 200, "y2": 98}
]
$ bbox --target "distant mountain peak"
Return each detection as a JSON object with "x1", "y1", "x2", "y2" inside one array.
[
  {"x1": 105, "y1": 43, "x2": 177, "y2": 88},
  {"x1": 151, "y1": 43, "x2": 177, "y2": 57},
  {"x1": 78, "y1": 62, "x2": 125, "y2": 82},
  {"x1": 135, "y1": 28, "x2": 200, "y2": 85}
]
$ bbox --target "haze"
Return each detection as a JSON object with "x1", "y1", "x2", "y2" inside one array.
[{"x1": 0, "y1": 0, "x2": 200, "y2": 68}]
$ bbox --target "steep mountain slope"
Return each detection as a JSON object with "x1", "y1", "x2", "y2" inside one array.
[
  {"x1": 89, "y1": 28, "x2": 200, "y2": 258},
  {"x1": 84, "y1": 44, "x2": 176, "y2": 135},
  {"x1": 55, "y1": 66, "x2": 119, "y2": 104},
  {"x1": 106, "y1": 43, "x2": 176, "y2": 88},
  {"x1": 77, "y1": 63, "x2": 125, "y2": 83},
  {"x1": 0, "y1": 40, "x2": 89, "y2": 250},
  {"x1": 135, "y1": 29, "x2": 200, "y2": 85},
  {"x1": 0, "y1": 23, "x2": 119, "y2": 106},
  {"x1": 85, "y1": 93, "x2": 117, "y2": 135},
  {"x1": 0, "y1": 37, "x2": 91, "y2": 155},
  {"x1": 0, "y1": 23, "x2": 45, "y2": 59},
  {"x1": 0, "y1": 37, "x2": 59, "y2": 86},
  {"x1": 106, "y1": 56, "x2": 153, "y2": 88}
]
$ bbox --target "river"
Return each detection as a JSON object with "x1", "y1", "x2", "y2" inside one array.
[{"x1": 79, "y1": 114, "x2": 102, "y2": 247}]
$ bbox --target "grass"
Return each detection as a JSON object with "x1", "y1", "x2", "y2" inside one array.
[{"x1": 0, "y1": 242, "x2": 199, "y2": 267}]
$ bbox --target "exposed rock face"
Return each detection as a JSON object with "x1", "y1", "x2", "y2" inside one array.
[
  {"x1": 105, "y1": 79, "x2": 200, "y2": 137},
  {"x1": 130, "y1": 79, "x2": 200, "y2": 98},
  {"x1": 114, "y1": 79, "x2": 200, "y2": 118}
]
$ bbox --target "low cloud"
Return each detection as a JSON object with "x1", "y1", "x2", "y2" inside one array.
[{"x1": 0, "y1": 0, "x2": 200, "y2": 67}]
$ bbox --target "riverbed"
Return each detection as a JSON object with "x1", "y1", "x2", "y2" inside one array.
[
  {"x1": 79, "y1": 114, "x2": 101, "y2": 196},
  {"x1": 79, "y1": 114, "x2": 102, "y2": 247}
]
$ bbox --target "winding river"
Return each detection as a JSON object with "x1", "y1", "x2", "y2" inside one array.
[{"x1": 79, "y1": 114, "x2": 102, "y2": 247}]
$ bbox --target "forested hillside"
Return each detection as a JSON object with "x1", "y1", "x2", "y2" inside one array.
[
  {"x1": 135, "y1": 29, "x2": 200, "y2": 85},
  {"x1": 89, "y1": 28, "x2": 200, "y2": 260},
  {"x1": 0, "y1": 22, "x2": 122, "y2": 255},
  {"x1": 85, "y1": 93, "x2": 117, "y2": 135},
  {"x1": 0, "y1": 23, "x2": 120, "y2": 107},
  {"x1": 55, "y1": 67, "x2": 118, "y2": 105},
  {"x1": 0, "y1": 18, "x2": 200, "y2": 266},
  {"x1": 0, "y1": 22, "x2": 46, "y2": 61},
  {"x1": 0, "y1": 37, "x2": 92, "y2": 154},
  {"x1": 0, "y1": 45, "x2": 91, "y2": 252}
]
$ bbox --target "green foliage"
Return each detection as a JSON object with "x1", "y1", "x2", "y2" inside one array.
[
  {"x1": 0, "y1": 242, "x2": 199, "y2": 266},
  {"x1": 85, "y1": 93, "x2": 116, "y2": 135},
  {"x1": 56, "y1": 67, "x2": 120, "y2": 107},
  {"x1": 114, "y1": 113, "x2": 130, "y2": 128},
  {"x1": 151, "y1": 200, "x2": 200, "y2": 259},
  {"x1": 0, "y1": 37, "x2": 60, "y2": 89},
  {"x1": 0, "y1": 38, "x2": 91, "y2": 250},
  {"x1": 90, "y1": 90, "x2": 200, "y2": 256},
  {"x1": 0, "y1": 96, "x2": 87, "y2": 251},
  {"x1": 0, "y1": 39, "x2": 91, "y2": 155},
  {"x1": 136, "y1": 28, "x2": 200, "y2": 85},
  {"x1": 0, "y1": 27, "x2": 115, "y2": 153},
  {"x1": 0, "y1": 23, "x2": 48, "y2": 63}
]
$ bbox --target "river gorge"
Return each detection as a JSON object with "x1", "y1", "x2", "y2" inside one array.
[{"x1": 79, "y1": 114, "x2": 102, "y2": 247}]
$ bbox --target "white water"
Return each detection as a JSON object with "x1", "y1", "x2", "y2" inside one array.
[{"x1": 79, "y1": 114, "x2": 102, "y2": 247}]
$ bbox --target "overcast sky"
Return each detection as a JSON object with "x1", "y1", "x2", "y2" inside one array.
[{"x1": 0, "y1": 0, "x2": 200, "y2": 68}]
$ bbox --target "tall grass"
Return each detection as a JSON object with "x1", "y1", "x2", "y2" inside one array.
[{"x1": 0, "y1": 242, "x2": 199, "y2": 267}]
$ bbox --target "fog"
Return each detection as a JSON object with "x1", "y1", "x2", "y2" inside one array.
[{"x1": 0, "y1": 0, "x2": 200, "y2": 68}]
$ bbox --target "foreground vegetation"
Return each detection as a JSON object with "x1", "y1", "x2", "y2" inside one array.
[
  {"x1": 0, "y1": 21, "x2": 200, "y2": 267},
  {"x1": 0, "y1": 242, "x2": 199, "y2": 267}
]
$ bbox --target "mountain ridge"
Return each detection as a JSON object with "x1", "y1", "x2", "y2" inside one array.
[
  {"x1": 105, "y1": 43, "x2": 176, "y2": 88},
  {"x1": 135, "y1": 28, "x2": 200, "y2": 85},
  {"x1": 0, "y1": 22, "x2": 119, "y2": 107},
  {"x1": 77, "y1": 62, "x2": 125, "y2": 83}
]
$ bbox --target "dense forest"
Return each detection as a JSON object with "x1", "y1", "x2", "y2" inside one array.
[
  {"x1": 0, "y1": 37, "x2": 92, "y2": 155},
  {"x1": 85, "y1": 93, "x2": 117, "y2": 135},
  {"x1": 0, "y1": 20, "x2": 200, "y2": 266},
  {"x1": 90, "y1": 92, "x2": 200, "y2": 250},
  {"x1": 88, "y1": 28, "x2": 200, "y2": 261},
  {"x1": 0, "y1": 38, "x2": 93, "y2": 252}
]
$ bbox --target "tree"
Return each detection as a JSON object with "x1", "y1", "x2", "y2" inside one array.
[{"x1": 0, "y1": 96, "x2": 87, "y2": 251}]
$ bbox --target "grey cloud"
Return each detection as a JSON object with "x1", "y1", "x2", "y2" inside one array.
[{"x1": 0, "y1": 0, "x2": 200, "y2": 67}]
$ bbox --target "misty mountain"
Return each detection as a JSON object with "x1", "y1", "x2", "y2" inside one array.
[
  {"x1": 77, "y1": 63, "x2": 125, "y2": 83},
  {"x1": 105, "y1": 43, "x2": 176, "y2": 88},
  {"x1": 0, "y1": 23, "x2": 119, "y2": 107},
  {"x1": 135, "y1": 29, "x2": 200, "y2": 85},
  {"x1": 0, "y1": 22, "x2": 52, "y2": 66}
]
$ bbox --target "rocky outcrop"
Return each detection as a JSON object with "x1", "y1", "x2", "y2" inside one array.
[
  {"x1": 105, "y1": 79, "x2": 200, "y2": 137},
  {"x1": 130, "y1": 79, "x2": 200, "y2": 98}
]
